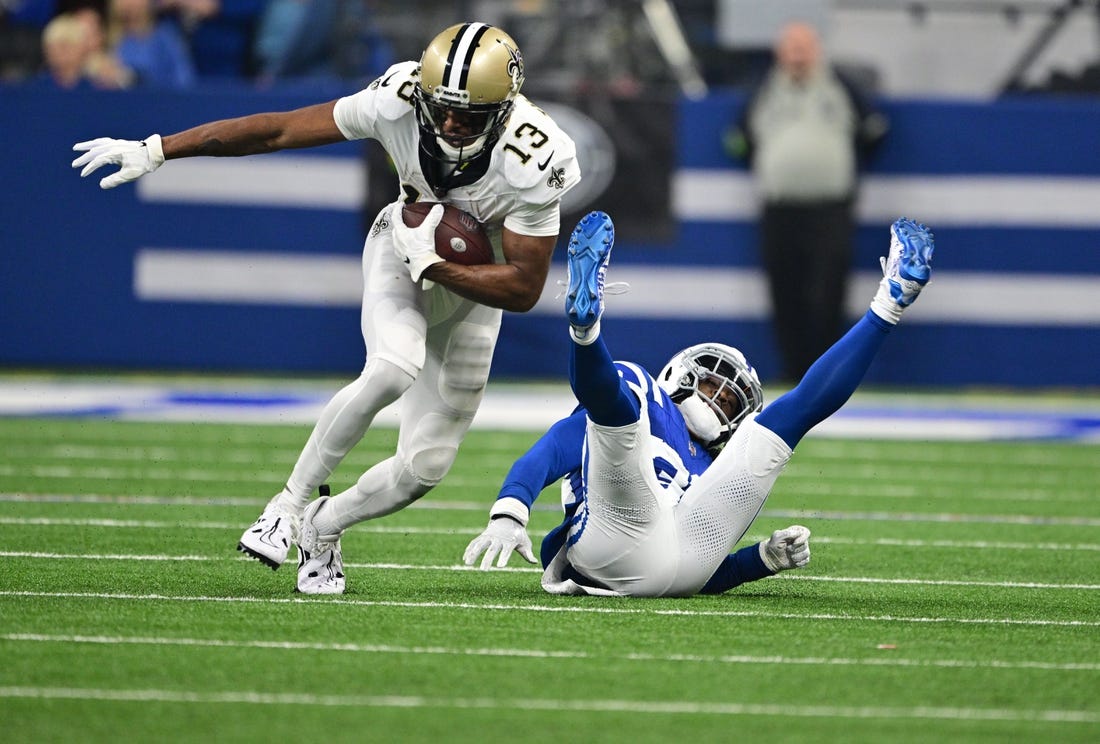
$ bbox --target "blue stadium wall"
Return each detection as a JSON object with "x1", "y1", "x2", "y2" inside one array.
[{"x1": 2, "y1": 86, "x2": 1098, "y2": 387}]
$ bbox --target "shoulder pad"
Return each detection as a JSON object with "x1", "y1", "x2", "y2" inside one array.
[
  {"x1": 361, "y1": 61, "x2": 420, "y2": 122},
  {"x1": 497, "y1": 97, "x2": 582, "y2": 197}
]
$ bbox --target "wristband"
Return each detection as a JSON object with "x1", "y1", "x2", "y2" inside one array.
[{"x1": 489, "y1": 497, "x2": 530, "y2": 527}]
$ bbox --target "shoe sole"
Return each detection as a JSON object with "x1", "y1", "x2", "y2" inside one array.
[
  {"x1": 566, "y1": 212, "x2": 615, "y2": 328},
  {"x1": 294, "y1": 584, "x2": 346, "y2": 595},
  {"x1": 237, "y1": 541, "x2": 283, "y2": 570}
]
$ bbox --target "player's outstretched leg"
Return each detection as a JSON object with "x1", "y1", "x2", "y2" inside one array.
[
  {"x1": 565, "y1": 211, "x2": 615, "y2": 345},
  {"x1": 237, "y1": 491, "x2": 300, "y2": 569},
  {"x1": 872, "y1": 217, "x2": 935, "y2": 323},
  {"x1": 760, "y1": 217, "x2": 936, "y2": 449},
  {"x1": 296, "y1": 485, "x2": 346, "y2": 594},
  {"x1": 564, "y1": 211, "x2": 638, "y2": 426}
]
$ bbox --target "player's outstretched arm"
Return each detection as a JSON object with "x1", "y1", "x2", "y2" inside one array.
[
  {"x1": 72, "y1": 101, "x2": 346, "y2": 189},
  {"x1": 463, "y1": 512, "x2": 537, "y2": 571},
  {"x1": 463, "y1": 410, "x2": 586, "y2": 570}
]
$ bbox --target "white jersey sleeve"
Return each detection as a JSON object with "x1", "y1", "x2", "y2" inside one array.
[
  {"x1": 495, "y1": 97, "x2": 581, "y2": 236},
  {"x1": 332, "y1": 61, "x2": 420, "y2": 142}
]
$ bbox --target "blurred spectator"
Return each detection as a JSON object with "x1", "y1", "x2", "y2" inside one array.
[
  {"x1": 251, "y1": 0, "x2": 392, "y2": 87},
  {"x1": 72, "y1": 5, "x2": 133, "y2": 87},
  {"x1": 163, "y1": 0, "x2": 264, "y2": 79},
  {"x1": 724, "y1": 21, "x2": 888, "y2": 382},
  {"x1": 157, "y1": 0, "x2": 218, "y2": 32},
  {"x1": 252, "y1": 0, "x2": 339, "y2": 85},
  {"x1": 1, "y1": 0, "x2": 53, "y2": 81},
  {"x1": 106, "y1": 0, "x2": 195, "y2": 87},
  {"x1": 35, "y1": 12, "x2": 93, "y2": 88}
]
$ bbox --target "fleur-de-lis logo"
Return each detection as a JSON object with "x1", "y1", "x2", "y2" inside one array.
[
  {"x1": 371, "y1": 209, "x2": 391, "y2": 237},
  {"x1": 501, "y1": 41, "x2": 524, "y2": 88}
]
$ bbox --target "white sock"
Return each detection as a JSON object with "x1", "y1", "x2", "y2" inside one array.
[
  {"x1": 869, "y1": 281, "x2": 903, "y2": 325},
  {"x1": 569, "y1": 319, "x2": 601, "y2": 345}
]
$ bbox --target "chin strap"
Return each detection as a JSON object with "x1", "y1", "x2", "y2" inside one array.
[{"x1": 678, "y1": 395, "x2": 723, "y2": 447}]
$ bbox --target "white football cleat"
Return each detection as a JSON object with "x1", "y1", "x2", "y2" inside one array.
[
  {"x1": 237, "y1": 495, "x2": 299, "y2": 570},
  {"x1": 759, "y1": 525, "x2": 811, "y2": 573},
  {"x1": 296, "y1": 494, "x2": 345, "y2": 594},
  {"x1": 296, "y1": 543, "x2": 345, "y2": 595}
]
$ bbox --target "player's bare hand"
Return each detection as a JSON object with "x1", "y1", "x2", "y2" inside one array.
[{"x1": 72, "y1": 135, "x2": 165, "y2": 189}]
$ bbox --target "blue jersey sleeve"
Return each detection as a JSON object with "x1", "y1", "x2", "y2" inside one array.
[
  {"x1": 698, "y1": 544, "x2": 775, "y2": 594},
  {"x1": 496, "y1": 409, "x2": 587, "y2": 511}
]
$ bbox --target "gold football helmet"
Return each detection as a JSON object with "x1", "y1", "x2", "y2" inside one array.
[{"x1": 415, "y1": 22, "x2": 525, "y2": 168}]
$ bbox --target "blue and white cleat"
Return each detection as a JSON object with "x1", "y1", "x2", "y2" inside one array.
[
  {"x1": 883, "y1": 217, "x2": 934, "y2": 307},
  {"x1": 565, "y1": 211, "x2": 615, "y2": 344}
]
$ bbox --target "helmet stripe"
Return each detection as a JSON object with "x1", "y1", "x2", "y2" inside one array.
[{"x1": 443, "y1": 22, "x2": 490, "y2": 91}]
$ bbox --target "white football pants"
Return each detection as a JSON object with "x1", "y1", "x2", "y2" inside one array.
[
  {"x1": 555, "y1": 414, "x2": 792, "y2": 597},
  {"x1": 280, "y1": 203, "x2": 501, "y2": 531}
]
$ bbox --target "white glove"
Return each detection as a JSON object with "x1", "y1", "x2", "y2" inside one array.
[
  {"x1": 463, "y1": 498, "x2": 537, "y2": 570},
  {"x1": 392, "y1": 203, "x2": 445, "y2": 283},
  {"x1": 759, "y1": 525, "x2": 811, "y2": 573},
  {"x1": 72, "y1": 134, "x2": 165, "y2": 189}
]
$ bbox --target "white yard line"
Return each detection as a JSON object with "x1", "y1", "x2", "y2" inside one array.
[
  {"x1": 4, "y1": 461, "x2": 1096, "y2": 503},
  {"x1": 3, "y1": 493, "x2": 1099, "y2": 526},
  {"x1": 2, "y1": 552, "x2": 1100, "y2": 594},
  {"x1": 0, "y1": 685, "x2": 1094, "y2": 723},
  {"x1": 2, "y1": 590, "x2": 1097, "y2": 627},
  {"x1": 4, "y1": 517, "x2": 1100, "y2": 551},
  {"x1": 4, "y1": 633, "x2": 1099, "y2": 673}
]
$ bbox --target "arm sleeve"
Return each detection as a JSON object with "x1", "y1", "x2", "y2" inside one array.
[
  {"x1": 495, "y1": 409, "x2": 587, "y2": 511},
  {"x1": 699, "y1": 543, "x2": 775, "y2": 594},
  {"x1": 757, "y1": 310, "x2": 893, "y2": 449}
]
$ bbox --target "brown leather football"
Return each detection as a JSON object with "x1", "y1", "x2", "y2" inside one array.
[{"x1": 401, "y1": 202, "x2": 494, "y2": 265}]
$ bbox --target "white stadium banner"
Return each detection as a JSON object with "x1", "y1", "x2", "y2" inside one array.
[
  {"x1": 134, "y1": 159, "x2": 1100, "y2": 326},
  {"x1": 134, "y1": 249, "x2": 1100, "y2": 326},
  {"x1": 673, "y1": 171, "x2": 1100, "y2": 228}
]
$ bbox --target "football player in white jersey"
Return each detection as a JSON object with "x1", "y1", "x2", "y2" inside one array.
[
  {"x1": 464, "y1": 210, "x2": 934, "y2": 597},
  {"x1": 72, "y1": 22, "x2": 581, "y2": 594}
]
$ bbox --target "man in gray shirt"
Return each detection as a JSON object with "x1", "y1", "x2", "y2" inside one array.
[{"x1": 726, "y1": 22, "x2": 888, "y2": 381}]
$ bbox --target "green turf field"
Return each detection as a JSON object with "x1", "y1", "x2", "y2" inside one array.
[{"x1": 1, "y1": 415, "x2": 1098, "y2": 743}]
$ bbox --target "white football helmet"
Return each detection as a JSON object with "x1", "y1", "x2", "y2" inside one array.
[
  {"x1": 415, "y1": 22, "x2": 524, "y2": 171},
  {"x1": 657, "y1": 343, "x2": 763, "y2": 452}
]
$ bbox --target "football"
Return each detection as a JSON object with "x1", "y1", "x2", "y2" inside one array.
[{"x1": 401, "y1": 202, "x2": 494, "y2": 266}]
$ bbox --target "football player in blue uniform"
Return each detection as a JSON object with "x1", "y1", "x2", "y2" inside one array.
[{"x1": 464, "y1": 211, "x2": 934, "y2": 597}]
